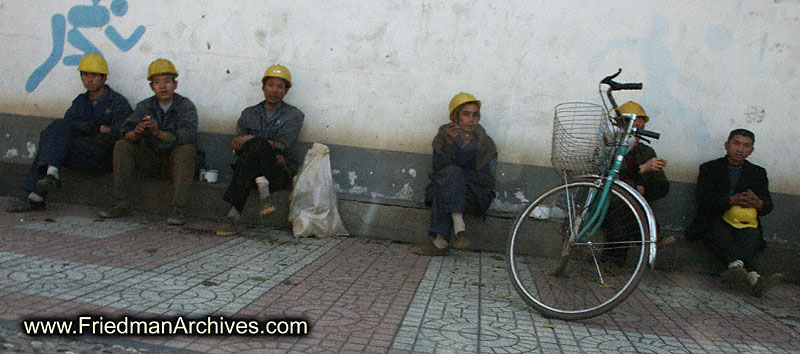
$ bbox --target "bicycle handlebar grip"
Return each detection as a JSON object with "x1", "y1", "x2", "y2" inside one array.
[
  {"x1": 637, "y1": 129, "x2": 660, "y2": 139},
  {"x1": 615, "y1": 83, "x2": 643, "y2": 90},
  {"x1": 601, "y1": 69, "x2": 622, "y2": 84}
]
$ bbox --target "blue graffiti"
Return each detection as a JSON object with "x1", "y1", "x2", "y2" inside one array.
[
  {"x1": 26, "y1": 0, "x2": 146, "y2": 92},
  {"x1": 590, "y1": 15, "x2": 710, "y2": 150},
  {"x1": 706, "y1": 25, "x2": 733, "y2": 52}
]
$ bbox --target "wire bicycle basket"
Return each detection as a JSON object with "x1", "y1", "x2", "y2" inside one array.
[{"x1": 551, "y1": 102, "x2": 612, "y2": 176}]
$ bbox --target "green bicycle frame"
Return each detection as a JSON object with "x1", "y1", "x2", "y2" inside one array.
[{"x1": 574, "y1": 115, "x2": 636, "y2": 242}]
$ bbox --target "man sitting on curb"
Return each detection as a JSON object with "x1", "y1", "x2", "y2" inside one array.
[
  {"x1": 601, "y1": 101, "x2": 673, "y2": 265},
  {"x1": 7, "y1": 53, "x2": 132, "y2": 213},
  {"x1": 414, "y1": 92, "x2": 497, "y2": 256},
  {"x1": 99, "y1": 58, "x2": 198, "y2": 225},
  {"x1": 686, "y1": 128, "x2": 782, "y2": 297},
  {"x1": 216, "y1": 64, "x2": 305, "y2": 236}
]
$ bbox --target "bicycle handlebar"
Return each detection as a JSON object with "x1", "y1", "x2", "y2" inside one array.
[
  {"x1": 601, "y1": 69, "x2": 643, "y2": 91},
  {"x1": 637, "y1": 129, "x2": 660, "y2": 140},
  {"x1": 615, "y1": 83, "x2": 643, "y2": 90}
]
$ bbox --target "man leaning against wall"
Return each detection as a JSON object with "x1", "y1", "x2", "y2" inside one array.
[
  {"x1": 216, "y1": 64, "x2": 304, "y2": 237},
  {"x1": 6, "y1": 53, "x2": 132, "y2": 213},
  {"x1": 686, "y1": 128, "x2": 782, "y2": 297},
  {"x1": 98, "y1": 58, "x2": 198, "y2": 225},
  {"x1": 601, "y1": 101, "x2": 673, "y2": 266},
  {"x1": 415, "y1": 92, "x2": 498, "y2": 256}
]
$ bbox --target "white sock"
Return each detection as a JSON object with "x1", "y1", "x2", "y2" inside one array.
[
  {"x1": 728, "y1": 260, "x2": 744, "y2": 269},
  {"x1": 255, "y1": 176, "x2": 270, "y2": 199},
  {"x1": 452, "y1": 213, "x2": 465, "y2": 234},
  {"x1": 747, "y1": 271, "x2": 760, "y2": 287},
  {"x1": 46, "y1": 166, "x2": 59, "y2": 179},
  {"x1": 227, "y1": 206, "x2": 240, "y2": 220},
  {"x1": 433, "y1": 234, "x2": 448, "y2": 249},
  {"x1": 28, "y1": 192, "x2": 44, "y2": 203}
]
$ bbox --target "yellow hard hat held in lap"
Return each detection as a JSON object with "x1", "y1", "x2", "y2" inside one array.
[{"x1": 723, "y1": 205, "x2": 758, "y2": 229}]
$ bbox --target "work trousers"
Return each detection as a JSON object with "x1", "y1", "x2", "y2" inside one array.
[
  {"x1": 427, "y1": 165, "x2": 483, "y2": 241},
  {"x1": 705, "y1": 218, "x2": 761, "y2": 271},
  {"x1": 601, "y1": 198, "x2": 641, "y2": 266},
  {"x1": 23, "y1": 119, "x2": 112, "y2": 197},
  {"x1": 223, "y1": 138, "x2": 291, "y2": 212},
  {"x1": 112, "y1": 139, "x2": 196, "y2": 209}
]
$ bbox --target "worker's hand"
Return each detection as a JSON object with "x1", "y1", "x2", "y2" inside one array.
[
  {"x1": 445, "y1": 123, "x2": 462, "y2": 144},
  {"x1": 730, "y1": 190, "x2": 763, "y2": 209},
  {"x1": 639, "y1": 157, "x2": 666, "y2": 174},
  {"x1": 230, "y1": 135, "x2": 254, "y2": 152},
  {"x1": 741, "y1": 190, "x2": 764, "y2": 209},
  {"x1": 142, "y1": 115, "x2": 160, "y2": 136},
  {"x1": 133, "y1": 121, "x2": 148, "y2": 135}
]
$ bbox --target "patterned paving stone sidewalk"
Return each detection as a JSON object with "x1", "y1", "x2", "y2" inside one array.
[{"x1": 0, "y1": 197, "x2": 798, "y2": 353}]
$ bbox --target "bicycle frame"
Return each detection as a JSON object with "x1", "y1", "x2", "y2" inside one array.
[
  {"x1": 574, "y1": 114, "x2": 637, "y2": 241},
  {"x1": 567, "y1": 172, "x2": 659, "y2": 267},
  {"x1": 566, "y1": 70, "x2": 660, "y2": 267}
]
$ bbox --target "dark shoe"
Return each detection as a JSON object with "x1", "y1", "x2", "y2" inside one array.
[
  {"x1": 719, "y1": 266, "x2": 748, "y2": 284},
  {"x1": 752, "y1": 273, "x2": 783, "y2": 297},
  {"x1": 99, "y1": 204, "x2": 130, "y2": 219},
  {"x1": 413, "y1": 243, "x2": 450, "y2": 256},
  {"x1": 166, "y1": 207, "x2": 187, "y2": 225},
  {"x1": 36, "y1": 175, "x2": 62, "y2": 193},
  {"x1": 259, "y1": 197, "x2": 276, "y2": 216},
  {"x1": 216, "y1": 217, "x2": 242, "y2": 237},
  {"x1": 657, "y1": 235, "x2": 676, "y2": 249},
  {"x1": 452, "y1": 231, "x2": 472, "y2": 250},
  {"x1": 5, "y1": 198, "x2": 45, "y2": 213}
]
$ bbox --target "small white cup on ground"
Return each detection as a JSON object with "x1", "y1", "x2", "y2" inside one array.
[
  {"x1": 205, "y1": 169, "x2": 219, "y2": 183},
  {"x1": 531, "y1": 206, "x2": 551, "y2": 220}
]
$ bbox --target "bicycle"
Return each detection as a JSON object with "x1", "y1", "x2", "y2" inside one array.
[{"x1": 506, "y1": 69, "x2": 662, "y2": 320}]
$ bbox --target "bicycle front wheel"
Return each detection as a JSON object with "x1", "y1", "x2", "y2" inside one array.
[{"x1": 506, "y1": 177, "x2": 650, "y2": 320}]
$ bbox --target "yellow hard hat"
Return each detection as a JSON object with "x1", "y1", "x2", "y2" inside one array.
[
  {"x1": 77, "y1": 53, "x2": 108, "y2": 75},
  {"x1": 262, "y1": 64, "x2": 292, "y2": 88},
  {"x1": 723, "y1": 205, "x2": 758, "y2": 229},
  {"x1": 449, "y1": 92, "x2": 481, "y2": 122},
  {"x1": 615, "y1": 101, "x2": 649, "y2": 123},
  {"x1": 147, "y1": 59, "x2": 178, "y2": 80}
]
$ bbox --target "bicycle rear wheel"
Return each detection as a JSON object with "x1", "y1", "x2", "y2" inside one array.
[{"x1": 506, "y1": 177, "x2": 650, "y2": 320}]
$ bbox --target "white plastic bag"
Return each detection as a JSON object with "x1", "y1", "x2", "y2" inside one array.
[{"x1": 288, "y1": 143, "x2": 349, "y2": 237}]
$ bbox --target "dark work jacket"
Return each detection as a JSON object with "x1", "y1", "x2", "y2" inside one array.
[
  {"x1": 685, "y1": 156, "x2": 773, "y2": 248},
  {"x1": 425, "y1": 123, "x2": 498, "y2": 216},
  {"x1": 64, "y1": 85, "x2": 133, "y2": 147},
  {"x1": 120, "y1": 93, "x2": 198, "y2": 154},
  {"x1": 618, "y1": 143, "x2": 670, "y2": 202},
  {"x1": 236, "y1": 101, "x2": 305, "y2": 172}
]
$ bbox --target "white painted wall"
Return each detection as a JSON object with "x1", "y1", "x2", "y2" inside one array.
[{"x1": 1, "y1": 0, "x2": 798, "y2": 193}]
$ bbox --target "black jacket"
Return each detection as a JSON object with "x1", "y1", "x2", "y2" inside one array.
[
  {"x1": 686, "y1": 156, "x2": 772, "y2": 246},
  {"x1": 618, "y1": 144, "x2": 670, "y2": 202}
]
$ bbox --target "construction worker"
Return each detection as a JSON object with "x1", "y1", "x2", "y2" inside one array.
[
  {"x1": 601, "y1": 101, "x2": 672, "y2": 265},
  {"x1": 216, "y1": 64, "x2": 304, "y2": 236},
  {"x1": 99, "y1": 58, "x2": 198, "y2": 225},
  {"x1": 414, "y1": 92, "x2": 497, "y2": 256},
  {"x1": 687, "y1": 128, "x2": 782, "y2": 297},
  {"x1": 7, "y1": 53, "x2": 132, "y2": 213}
]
